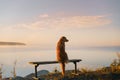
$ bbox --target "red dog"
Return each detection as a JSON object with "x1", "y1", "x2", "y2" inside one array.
[{"x1": 56, "y1": 36, "x2": 69, "y2": 76}]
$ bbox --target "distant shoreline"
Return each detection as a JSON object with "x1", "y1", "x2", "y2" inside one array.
[{"x1": 0, "y1": 42, "x2": 26, "y2": 45}]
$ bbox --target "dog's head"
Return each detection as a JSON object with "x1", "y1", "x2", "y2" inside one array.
[{"x1": 60, "y1": 36, "x2": 69, "y2": 42}]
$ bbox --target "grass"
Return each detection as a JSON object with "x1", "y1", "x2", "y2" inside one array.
[{"x1": 38, "y1": 69, "x2": 120, "y2": 80}]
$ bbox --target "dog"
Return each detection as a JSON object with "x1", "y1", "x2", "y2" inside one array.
[{"x1": 56, "y1": 36, "x2": 69, "y2": 76}]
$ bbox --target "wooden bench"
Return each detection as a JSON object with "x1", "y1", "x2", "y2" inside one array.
[{"x1": 29, "y1": 59, "x2": 82, "y2": 78}]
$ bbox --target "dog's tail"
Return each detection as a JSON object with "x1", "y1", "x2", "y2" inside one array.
[{"x1": 60, "y1": 62, "x2": 65, "y2": 76}]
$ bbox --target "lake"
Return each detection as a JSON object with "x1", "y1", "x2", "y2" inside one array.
[{"x1": 0, "y1": 46, "x2": 120, "y2": 78}]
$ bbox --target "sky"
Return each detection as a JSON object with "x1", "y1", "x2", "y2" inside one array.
[{"x1": 0, "y1": 0, "x2": 120, "y2": 49}]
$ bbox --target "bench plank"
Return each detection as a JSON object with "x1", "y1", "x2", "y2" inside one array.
[{"x1": 29, "y1": 59, "x2": 81, "y2": 65}]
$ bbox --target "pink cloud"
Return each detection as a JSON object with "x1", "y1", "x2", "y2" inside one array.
[
  {"x1": 9, "y1": 15, "x2": 112, "y2": 30},
  {"x1": 39, "y1": 14, "x2": 49, "y2": 18}
]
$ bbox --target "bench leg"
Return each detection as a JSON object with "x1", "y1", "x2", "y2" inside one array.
[
  {"x1": 35, "y1": 65, "x2": 38, "y2": 78},
  {"x1": 73, "y1": 62, "x2": 77, "y2": 74}
]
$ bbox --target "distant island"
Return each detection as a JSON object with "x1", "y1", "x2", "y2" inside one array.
[{"x1": 0, "y1": 41, "x2": 26, "y2": 45}]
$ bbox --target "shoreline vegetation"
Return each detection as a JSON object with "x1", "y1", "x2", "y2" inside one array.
[{"x1": 1, "y1": 53, "x2": 120, "y2": 80}]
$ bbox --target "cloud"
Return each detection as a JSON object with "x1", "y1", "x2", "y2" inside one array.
[
  {"x1": 11, "y1": 15, "x2": 112, "y2": 30},
  {"x1": 39, "y1": 14, "x2": 49, "y2": 18}
]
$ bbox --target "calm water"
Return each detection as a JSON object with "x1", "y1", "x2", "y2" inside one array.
[{"x1": 0, "y1": 46, "x2": 120, "y2": 77}]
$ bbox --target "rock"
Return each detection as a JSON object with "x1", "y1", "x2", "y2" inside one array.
[
  {"x1": 37, "y1": 70, "x2": 49, "y2": 76},
  {"x1": 12, "y1": 76, "x2": 25, "y2": 80},
  {"x1": 24, "y1": 70, "x2": 49, "y2": 79},
  {"x1": 25, "y1": 73, "x2": 35, "y2": 79}
]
